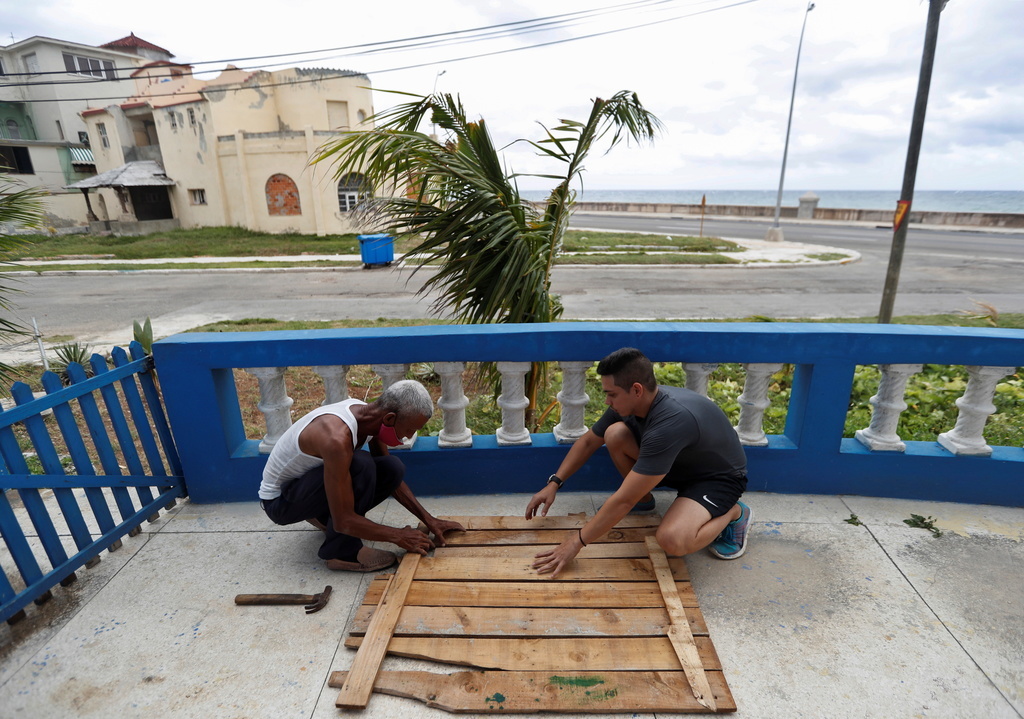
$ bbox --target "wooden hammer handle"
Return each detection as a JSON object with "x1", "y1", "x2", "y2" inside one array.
[{"x1": 234, "y1": 594, "x2": 316, "y2": 605}]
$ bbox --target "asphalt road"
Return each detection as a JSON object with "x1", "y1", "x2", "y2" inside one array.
[{"x1": 6, "y1": 216, "x2": 1023, "y2": 362}]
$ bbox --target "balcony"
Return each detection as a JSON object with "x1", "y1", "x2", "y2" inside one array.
[{"x1": 1, "y1": 321, "x2": 1022, "y2": 717}]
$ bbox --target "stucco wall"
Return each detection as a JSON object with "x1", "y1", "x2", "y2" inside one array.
[{"x1": 215, "y1": 130, "x2": 364, "y2": 235}]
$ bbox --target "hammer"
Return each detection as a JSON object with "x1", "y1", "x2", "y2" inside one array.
[{"x1": 234, "y1": 585, "x2": 332, "y2": 614}]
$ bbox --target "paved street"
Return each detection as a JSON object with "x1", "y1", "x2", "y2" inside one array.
[{"x1": 4, "y1": 216, "x2": 1023, "y2": 364}]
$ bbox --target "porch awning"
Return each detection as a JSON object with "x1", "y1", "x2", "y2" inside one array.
[
  {"x1": 68, "y1": 146, "x2": 94, "y2": 165},
  {"x1": 65, "y1": 160, "x2": 175, "y2": 189}
]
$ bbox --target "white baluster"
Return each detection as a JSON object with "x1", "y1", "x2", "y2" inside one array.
[
  {"x1": 313, "y1": 364, "x2": 349, "y2": 405},
  {"x1": 371, "y1": 363, "x2": 409, "y2": 390},
  {"x1": 937, "y1": 365, "x2": 1016, "y2": 457},
  {"x1": 553, "y1": 361, "x2": 592, "y2": 444},
  {"x1": 435, "y1": 361, "x2": 472, "y2": 448},
  {"x1": 245, "y1": 367, "x2": 294, "y2": 454},
  {"x1": 496, "y1": 361, "x2": 532, "y2": 446},
  {"x1": 371, "y1": 363, "x2": 416, "y2": 448},
  {"x1": 684, "y1": 362, "x2": 719, "y2": 397},
  {"x1": 854, "y1": 364, "x2": 923, "y2": 452},
  {"x1": 734, "y1": 362, "x2": 783, "y2": 446}
]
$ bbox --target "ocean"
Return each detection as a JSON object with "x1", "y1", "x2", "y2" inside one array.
[{"x1": 520, "y1": 190, "x2": 1023, "y2": 214}]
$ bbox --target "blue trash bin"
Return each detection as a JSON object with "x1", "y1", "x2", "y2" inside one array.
[{"x1": 357, "y1": 234, "x2": 394, "y2": 268}]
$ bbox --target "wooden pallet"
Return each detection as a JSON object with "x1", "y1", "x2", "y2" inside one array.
[{"x1": 330, "y1": 514, "x2": 736, "y2": 713}]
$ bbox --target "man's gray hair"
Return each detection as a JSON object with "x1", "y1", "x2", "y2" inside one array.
[{"x1": 378, "y1": 379, "x2": 434, "y2": 418}]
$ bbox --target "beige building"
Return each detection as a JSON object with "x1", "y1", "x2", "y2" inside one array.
[
  {"x1": 0, "y1": 33, "x2": 164, "y2": 227},
  {"x1": 76, "y1": 60, "x2": 375, "y2": 235}
]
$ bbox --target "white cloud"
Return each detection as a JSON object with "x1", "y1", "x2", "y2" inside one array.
[{"x1": 5, "y1": 0, "x2": 1021, "y2": 191}]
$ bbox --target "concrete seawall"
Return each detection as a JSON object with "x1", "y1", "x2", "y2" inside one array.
[{"x1": 573, "y1": 201, "x2": 1024, "y2": 228}]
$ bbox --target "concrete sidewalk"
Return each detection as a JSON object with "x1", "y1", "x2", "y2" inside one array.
[{"x1": 1, "y1": 491, "x2": 1021, "y2": 718}]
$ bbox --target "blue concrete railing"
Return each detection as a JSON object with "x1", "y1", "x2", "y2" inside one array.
[{"x1": 152, "y1": 323, "x2": 1024, "y2": 507}]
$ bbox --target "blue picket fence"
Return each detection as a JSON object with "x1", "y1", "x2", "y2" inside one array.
[{"x1": 0, "y1": 342, "x2": 185, "y2": 625}]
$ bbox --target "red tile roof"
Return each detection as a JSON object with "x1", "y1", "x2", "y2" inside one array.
[{"x1": 100, "y1": 32, "x2": 173, "y2": 57}]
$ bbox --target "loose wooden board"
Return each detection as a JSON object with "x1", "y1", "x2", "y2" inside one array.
[
  {"x1": 329, "y1": 670, "x2": 737, "y2": 714},
  {"x1": 338, "y1": 514, "x2": 735, "y2": 713}
]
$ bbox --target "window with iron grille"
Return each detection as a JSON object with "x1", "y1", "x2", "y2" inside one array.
[
  {"x1": 189, "y1": 189, "x2": 207, "y2": 205},
  {"x1": 337, "y1": 173, "x2": 370, "y2": 212}
]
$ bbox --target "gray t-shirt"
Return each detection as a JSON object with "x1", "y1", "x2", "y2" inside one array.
[{"x1": 591, "y1": 385, "x2": 746, "y2": 483}]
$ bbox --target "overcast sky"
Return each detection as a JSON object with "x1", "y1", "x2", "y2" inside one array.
[{"x1": 6, "y1": 0, "x2": 1023, "y2": 192}]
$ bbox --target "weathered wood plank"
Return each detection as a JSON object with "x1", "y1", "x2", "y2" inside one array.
[
  {"x1": 349, "y1": 605, "x2": 709, "y2": 637},
  {"x1": 439, "y1": 527, "x2": 656, "y2": 546},
  {"x1": 646, "y1": 536, "x2": 716, "y2": 711},
  {"x1": 435, "y1": 515, "x2": 662, "y2": 530},
  {"x1": 415, "y1": 556, "x2": 673, "y2": 582},
  {"x1": 432, "y1": 542, "x2": 652, "y2": 559},
  {"x1": 343, "y1": 635, "x2": 722, "y2": 672},
  {"x1": 328, "y1": 670, "x2": 737, "y2": 713},
  {"x1": 362, "y1": 579, "x2": 699, "y2": 608},
  {"x1": 336, "y1": 554, "x2": 419, "y2": 709}
]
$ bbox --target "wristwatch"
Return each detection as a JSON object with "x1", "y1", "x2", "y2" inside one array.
[{"x1": 547, "y1": 474, "x2": 564, "y2": 488}]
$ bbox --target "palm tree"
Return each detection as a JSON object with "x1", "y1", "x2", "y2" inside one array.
[
  {"x1": 0, "y1": 172, "x2": 46, "y2": 383},
  {"x1": 314, "y1": 90, "x2": 661, "y2": 422}
]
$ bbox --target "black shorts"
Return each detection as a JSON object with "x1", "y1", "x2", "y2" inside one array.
[{"x1": 657, "y1": 472, "x2": 747, "y2": 519}]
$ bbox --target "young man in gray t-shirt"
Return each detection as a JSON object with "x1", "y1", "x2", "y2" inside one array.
[{"x1": 527, "y1": 347, "x2": 752, "y2": 577}]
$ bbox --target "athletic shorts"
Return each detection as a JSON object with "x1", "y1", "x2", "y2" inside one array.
[{"x1": 657, "y1": 472, "x2": 747, "y2": 519}]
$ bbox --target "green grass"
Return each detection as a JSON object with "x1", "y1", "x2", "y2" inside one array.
[
  {"x1": 556, "y1": 252, "x2": 740, "y2": 265},
  {"x1": 561, "y1": 230, "x2": 740, "y2": 253},
  {"x1": 11, "y1": 226, "x2": 424, "y2": 260},
  {"x1": 12, "y1": 227, "x2": 737, "y2": 263}
]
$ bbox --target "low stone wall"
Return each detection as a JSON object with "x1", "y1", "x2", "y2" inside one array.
[{"x1": 573, "y1": 202, "x2": 1024, "y2": 228}]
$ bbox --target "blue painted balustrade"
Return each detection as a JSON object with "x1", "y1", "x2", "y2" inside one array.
[{"x1": 152, "y1": 322, "x2": 1024, "y2": 506}]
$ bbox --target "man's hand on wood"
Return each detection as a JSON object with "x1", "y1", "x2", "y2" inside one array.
[
  {"x1": 525, "y1": 482, "x2": 558, "y2": 520},
  {"x1": 394, "y1": 526, "x2": 435, "y2": 555},
  {"x1": 425, "y1": 517, "x2": 465, "y2": 546}
]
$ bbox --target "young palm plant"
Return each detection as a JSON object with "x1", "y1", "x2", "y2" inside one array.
[
  {"x1": 0, "y1": 172, "x2": 46, "y2": 385},
  {"x1": 314, "y1": 90, "x2": 661, "y2": 424}
]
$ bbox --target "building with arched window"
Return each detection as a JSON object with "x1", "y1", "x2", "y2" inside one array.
[{"x1": 75, "y1": 62, "x2": 375, "y2": 235}]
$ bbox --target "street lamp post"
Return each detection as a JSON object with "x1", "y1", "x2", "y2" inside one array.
[{"x1": 766, "y1": 2, "x2": 815, "y2": 243}]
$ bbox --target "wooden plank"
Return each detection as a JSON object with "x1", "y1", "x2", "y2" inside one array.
[
  {"x1": 328, "y1": 670, "x2": 737, "y2": 713},
  {"x1": 336, "y1": 553, "x2": 419, "y2": 709},
  {"x1": 430, "y1": 546, "x2": 691, "y2": 579},
  {"x1": 362, "y1": 579, "x2": 699, "y2": 608},
  {"x1": 90, "y1": 357, "x2": 157, "y2": 510},
  {"x1": 440, "y1": 527, "x2": 656, "y2": 546},
  {"x1": 436, "y1": 515, "x2": 662, "y2": 530},
  {"x1": 432, "y1": 542, "x2": 652, "y2": 559},
  {"x1": 343, "y1": 635, "x2": 721, "y2": 672},
  {"x1": 349, "y1": 605, "x2": 709, "y2": 637},
  {"x1": 41, "y1": 372, "x2": 118, "y2": 535},
  {"x1": 646, "y1": 536, "x2": 716, "y2": 712},
  {"x1": 416, "y1": 556, "x2": 663, "y2": 582}
]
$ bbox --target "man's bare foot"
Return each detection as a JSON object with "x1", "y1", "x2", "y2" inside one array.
[
  {"x1": 307, "y1": 518, "x2": 327, "y2": 533},
  {"x1": 326, "y1": 546, "x2": 397, "y2": 573}
]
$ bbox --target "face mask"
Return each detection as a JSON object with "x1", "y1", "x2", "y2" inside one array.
[{"x1": 377, "y1": 422, "x2": 404, "y2": 447}]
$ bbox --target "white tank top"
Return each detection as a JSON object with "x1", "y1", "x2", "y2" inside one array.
[{"x1": 258, "y1": 399, "x2": 364, "y2": 500}]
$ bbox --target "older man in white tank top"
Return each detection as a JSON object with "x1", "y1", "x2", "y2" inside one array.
[{"x1": 259, "y1": 380, "x2": 463, "y2": 571}]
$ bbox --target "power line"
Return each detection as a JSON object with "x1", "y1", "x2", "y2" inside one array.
[
  {"x1": 7, "y1": 0, "x2": 758, "y2": 104},
  {"x1": 1, "y1": 0, "x2": 685, "y2": 82}
]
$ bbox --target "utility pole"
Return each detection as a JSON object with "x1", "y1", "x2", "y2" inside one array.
[
  {"x1": 878, "y1": 0, "x2": 947, "y2": 323},
  {"x1": 766, "y1": 2, "x2": 815, "y2": 243}
]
